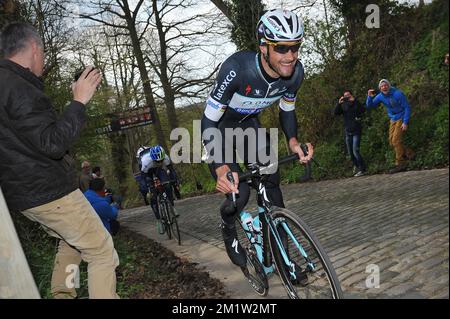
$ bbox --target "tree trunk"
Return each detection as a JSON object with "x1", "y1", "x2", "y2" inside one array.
[
  {"x1": 109, "y1": 132, "x2": 129, "y2": 196},
  {"x1": 153, "y1": 0, "x2": 179, "y2": 133},
  {"x1": 210, "y1": 0, "x2": 233, "y2": 22},
  {"x1": 123, "y1": 1, "x2": 167, "y2": 150}
]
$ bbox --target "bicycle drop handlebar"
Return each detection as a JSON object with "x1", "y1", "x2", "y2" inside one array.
[
  {"x1": 225, "y1": 143, "x2": 309, "y2": 208},
  {"x1": 237, "y1": 143, "x2": 309, "y2": 181}
]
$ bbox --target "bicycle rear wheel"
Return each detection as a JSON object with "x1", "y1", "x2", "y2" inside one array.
[
  {"x1": 167, "y1": 203, "x2": 181, "y2": 245},
  {"x1": 268, "y1": 208, "x2": 343, "y2": 299},
  {"x1": 235, "y1": 219, "x2": 269, "y2": 297}
]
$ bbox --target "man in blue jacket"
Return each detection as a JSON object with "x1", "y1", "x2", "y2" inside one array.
[
  {"x1": 84, "y1": 178, "x2": 119, "y2": 234},
  {"x1": 366, "y1": 79, "x2": 415, "y2": 174}
]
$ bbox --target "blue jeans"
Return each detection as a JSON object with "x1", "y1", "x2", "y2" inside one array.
[{"x1": 345, "y1": 133, "x2": 365, "y2": 171}]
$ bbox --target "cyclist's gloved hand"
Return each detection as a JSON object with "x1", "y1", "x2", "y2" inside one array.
[{"x1": 215, "y1": 165, "x2": 239, "y2": 195}]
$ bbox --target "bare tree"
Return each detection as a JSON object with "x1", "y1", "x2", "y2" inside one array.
[
  {"x1": 209, "y1": 0, "x2": 233, "y2": 22},
  {"x1": 73, "y1": 25, "x2": 152, "y2": 191},
  {"x1": 143, "y1": 0, "x2": 225, "y2": 132},
  {"x1": 76, "y1": 0, "x2": 168, "y2": 150},
  {"x1": 24, "y1": 0, "x2": 77, "y2": 80}
]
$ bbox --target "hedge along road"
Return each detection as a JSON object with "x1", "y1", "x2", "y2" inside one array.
[{"x1": 119, "y1": 168, "x2": 449, "y2": 299}]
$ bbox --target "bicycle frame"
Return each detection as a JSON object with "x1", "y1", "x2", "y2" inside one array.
[
  {"x1": 153, "y1": 179, "x2": 175, "y2": 206},
  {"x1": 153, "y1": 180, "x2": 173, "y2": 227},
  {"x1": 241, "y1": 171, "x2": 316, "y2": 281}
]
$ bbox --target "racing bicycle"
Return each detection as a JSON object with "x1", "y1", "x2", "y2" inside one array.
[{"x1": 228, "y1": 146, "x2": 343, "y2": 299}]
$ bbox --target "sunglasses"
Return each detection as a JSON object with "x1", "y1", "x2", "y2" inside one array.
[{"x1": 266, "y1": 41, "x2": 302, "y2": 54}]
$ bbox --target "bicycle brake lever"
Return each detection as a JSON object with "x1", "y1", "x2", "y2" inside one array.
[
  {"x1": 300, "y1": 143, "x2": 309, "y2": 157},
  {"x1": 226, "y1": 171, "x2": 237, "y2": 208}
]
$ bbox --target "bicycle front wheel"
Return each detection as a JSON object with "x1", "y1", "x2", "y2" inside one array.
[
  {"x1": 160, "y1": 202, "x2": 172, "y2": 240},
  {"x1": 167, "y1": 203, "x2": 181, "y2": 245},
  {"x1": 268, "y1": 208, "x2": 343, "y2": 299}
]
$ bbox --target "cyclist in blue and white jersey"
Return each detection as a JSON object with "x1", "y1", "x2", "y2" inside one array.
[
  {"x1": 201, "y1": 9, "x2": 314, "y2": 267},
  {"x1": 137, "y1": 145, "x2": 180, "y2": 230}
]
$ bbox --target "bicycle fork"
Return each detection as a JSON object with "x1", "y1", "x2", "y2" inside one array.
[
  {"x1": 260, "y1": 208, "x2": 275, "y2": 274},
  {"x1": 267, "y1": 214, "x2": 316, "y2": 281}
]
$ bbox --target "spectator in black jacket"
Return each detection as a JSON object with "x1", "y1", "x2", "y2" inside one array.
[
  {"x1": 0, "y1": 22, "x2": 119, "y2": 299},
  {"x1": 334, "y1": 89, "x2": 366, "y2": 177}
]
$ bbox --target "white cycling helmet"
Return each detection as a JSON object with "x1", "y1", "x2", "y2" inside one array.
[
  {"x1": 257, "y1": 9, "x2": 304, "y2": 45},
  {"x1": 136, "y1": 146, "x2": 150, "y2": 158}
]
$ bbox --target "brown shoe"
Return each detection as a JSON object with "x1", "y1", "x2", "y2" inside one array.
[{"x1": 389, "y1": 165, "x2": 407, "y2": 174}]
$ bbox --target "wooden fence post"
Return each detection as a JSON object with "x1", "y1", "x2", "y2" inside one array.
[{"x1": 0, "y1": 188, "x2": 40, "y2": 299}]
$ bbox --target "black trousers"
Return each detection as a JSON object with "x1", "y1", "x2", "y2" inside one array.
[{"x1": 207, "y1": 116, "x2": 285, "y2": 226}]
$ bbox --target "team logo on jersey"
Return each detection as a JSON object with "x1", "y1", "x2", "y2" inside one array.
[
  {"x1": 254, "y1": 89, "x2": 263, "y2": 97},
  {"x1": 207, "y1": 98, "x2": 226, "y2": 112},
  {"x1": 245, "y1": 84, "x2": 252, "y2": 96},
  {"x1": 269, "y1": 88, "x2": 280, "y2": 96},
  {"x1": 235, "y1": 108, "x2": 263, "y2": 114},
  {"x1": 213, "y1": 70, "x2": 237, "y2": 100}
]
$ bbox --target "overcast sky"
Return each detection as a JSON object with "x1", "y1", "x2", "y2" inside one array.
[{"x1": 69, "y1": 0, "x2": 436, "y2": 106}]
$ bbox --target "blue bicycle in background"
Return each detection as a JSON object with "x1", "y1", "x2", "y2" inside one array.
[{"x1": 229, "y1": 148, "x2": 343, "y2": 299}]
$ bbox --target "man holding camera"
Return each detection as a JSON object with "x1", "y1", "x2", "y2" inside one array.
[
  {"x1": 366, "y1": 79, "x2": 414, "y2": 174},
  {"x1": 0, "y1": 23, "x2": 119, "y2": 298},
  {"x1": 334, "y1": 90, "x2": 366, "y2": 176}
]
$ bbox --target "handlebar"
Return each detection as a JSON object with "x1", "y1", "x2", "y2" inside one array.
[
  {"x1": 237, "y1": 153, "x2": 297, "y2": 181},
  {"x1": 151, "y1": 179, "x2": 178, "y2": 192},
  {"x1": 238, "y1": 143, "x2": 309, "y2": 181},
  {"x1": 160, "y1": 180, "x2": 178, "y2": 186},
  {"x1": 225, "y1": 143, "x2": 310, "y2": 209}
]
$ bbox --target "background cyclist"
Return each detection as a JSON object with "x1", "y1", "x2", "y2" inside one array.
[{"x1": 136, "y1": 145, "x2": 180, "y2": 233}]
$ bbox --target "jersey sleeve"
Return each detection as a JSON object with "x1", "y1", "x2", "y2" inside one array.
[
  {"x1": 140, "y1": 154, "x2": 153, "y2": 173},
  {"x1": 279, "y1": 61, "x2": 304, "y2": 140},
  {"x1": 279, "y1": 61, "x2": 304, "y2": 112},
  {"x1": 201, "y1": 55, "x2": 241, "y2": 168},
  {"x1": 203, "y1": 56, "x2": 240, "y2": 122}
]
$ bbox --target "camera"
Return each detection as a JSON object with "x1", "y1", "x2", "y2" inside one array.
[
  {"x1": 74, "y1": 67, "x2": 96, "y2": 82},
  {"x1": 343, "y1": 96, "x2": 350, "y2": 102}
]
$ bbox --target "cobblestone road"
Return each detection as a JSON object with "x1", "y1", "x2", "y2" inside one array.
[{"x1": 120, "y1": 168, "x2": 449, "y2": 299}]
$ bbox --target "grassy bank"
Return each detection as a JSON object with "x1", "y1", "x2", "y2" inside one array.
[{"x1": 12, "y1": 213, "x2": 228, "y2": 299}]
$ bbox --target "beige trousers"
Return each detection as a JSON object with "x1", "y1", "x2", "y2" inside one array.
[
  {"x1": 389, "y1": 119, "x2": 415, "y2": 166},
  {"x1": 22, "y1": 189, "x2": 119, "y2": 299}
]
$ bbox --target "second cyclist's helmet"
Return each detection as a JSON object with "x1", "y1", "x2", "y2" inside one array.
[
  {"x1": 136, "y1": 146, "x2": 150, "y2": 158},
  {"x1": 256, "y1": 9, "x2": 304, "y2": 46},
  {"x1": 150, "y1": 145, "x2": 165, "y2": 161}
]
